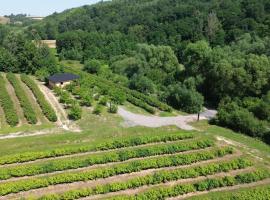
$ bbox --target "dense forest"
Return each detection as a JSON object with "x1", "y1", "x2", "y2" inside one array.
[{"x1": 0, "y1": 0, "x2": 270, "y2": 143}]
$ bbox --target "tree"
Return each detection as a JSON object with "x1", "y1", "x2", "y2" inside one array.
[
  {"x1": 84, "y1": 59, "x2": 102, "y2": 74},
  {"x1": 166, "y1": 84, "x2": 204, "y2": 114}
]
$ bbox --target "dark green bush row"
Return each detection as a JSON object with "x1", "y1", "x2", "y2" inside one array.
[
  {"x1": 0, "y1": 132, "x2": 194, "y2": 165},
  {"x1": 36, "y1": 158, "x2": 252, "y2": 200},
  {"x1": 0, "y1": 147, "x2": 233, "y2": 196},
  {"x1": 6, "y1": 73, "x2": 37, "y2": 124},
  {"x1": 20, "y1": 74, "x2": 57, "y2": 122},
  {"x1": 126, "y1": 95, "x2": 155, "y2": 114},
  {"x1": 109, "y1": 170, "x2": 270, "y2": 200},
  {"x1": 0, "y1": 139, "x2": 214, "y2": 180},
  {"x1": 0, "y1": 74, "x2": 19, "y2": 126}
]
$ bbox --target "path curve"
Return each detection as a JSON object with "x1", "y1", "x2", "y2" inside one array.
[{"x1": 118, "y1": 107, "x2": 217, "y2": 130}]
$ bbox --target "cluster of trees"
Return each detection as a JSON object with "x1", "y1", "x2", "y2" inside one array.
[
  {"x1": 6, "y1": 73, "x2": 37, "y2": 124},
  {"x1": 38, "y1": 158, "x2": 252, "y2": 200},
  {"x1": 19, "y1": 0, "x2": 270, "y2": 143},
  {"x1": 0, "y1": 132, "x2": 193, "y2": 165},
  {"x1": 214, "y1": 92, "x2": 270, "y2": 144},
  {"x1": 53, "y1": 87, "x2": 82, "y2": 120},
  {"x1": 0, "y1": 147, "x2": 232, "y2": 196},
  {"x1": 0, "y1": 139, "x2": 213, "y2": 180},
  {"x1": 0, "y1": 25, "x2": 59, "y2": 78},
  {"x1": 21, "y1": 74, "x2": 57, "y2": 122},
  {"x1": 0, "y1": 74, "x2": 19, "y2": 126}
]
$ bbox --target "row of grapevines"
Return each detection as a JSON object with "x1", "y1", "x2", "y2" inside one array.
[
  {"x1": 0, "y1": 74, "x2": 19, "y2": 126},
  {"x1": 0, "y1": 139, "x2": 214, "y2": 180},
  {"x1": 36, "y1": 158, "x2": 252, "y2": 200},
  {"x1": 108, "y1": 170, "x2": 270, "y2": 200},
  {"x1": 20, "y1": 74, "x2": 57, "y2": 122},
  {"x1": 0, "y1": 132, "x2": 194, "y2": 165},
  {"x1": 6, "y1": 73, "x2": 37, "y2": 124},
  {"x1": 0, "y1": 147, "x2": 233, "y2": 196}
]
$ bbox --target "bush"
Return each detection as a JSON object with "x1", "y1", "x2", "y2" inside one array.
[
  {"x1": 68, "y1": 103, "x2": 82, "y2": 120},
  {"x1": 99, "y1": 96, "x2": 108, "y2": 106},
  {"x1": 216, "y1": 101, "x2": 268, "y2": 140},
  {"x1": 93, "y1": 104, "x2": 103, "y2": 115}
]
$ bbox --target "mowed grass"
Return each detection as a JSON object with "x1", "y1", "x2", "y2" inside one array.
[
  {"x1": 191, "y1": 120, "x2": 270, "y2": 163},
  {"x1": 0, "y1": 106, "x2": 192, "y2": 156}
]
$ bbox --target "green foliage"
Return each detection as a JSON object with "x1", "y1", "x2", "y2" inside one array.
[
  {"x1": 215, "y1": 100, "x2": 269, "y2": 143},
  {"x1": 0, "y1": 139, "x2": 215, "y2": 181},
  {"x1": 6, "y1": 73, "x2": 37, "y2": 124},
  {"x1": 0, "y1": 74, "x2": 19, "y2": 126},
  {"x1": 0, "y1": 146, "x2": 233, "y2": 195},
  {"x1": 84, "y1": 59, "x2": 102, "y2": 74},
  {"x1": 21, "y1": 74, "x2": 57, "y2": 122},
  {"x1": 108, "y1": 102, "x2": 118, "y2": 113},
  {"x1": 37, "y1": 158, "x2": 252, "y2": 199},
  {"x1": 93, "y1": 104, "x2": 103, "y2": 115},
  {"x1": 68, "y1": 103, "x2": 82, "y2": 120},
  {"x1": 0, "y1": 132, "x2": 194, "y2": 165},
  {"x1": 109, "y1": 170, "x2": 269, "y2": 200}
]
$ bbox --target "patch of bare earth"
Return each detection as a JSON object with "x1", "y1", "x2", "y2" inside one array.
[{"x1": 5, "y1": 151, "x2": 242, "y2": 200}]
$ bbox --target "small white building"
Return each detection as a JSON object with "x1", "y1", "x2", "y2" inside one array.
[{"x1": 48, "y1": 73, "x2": 79, "y2": 88}]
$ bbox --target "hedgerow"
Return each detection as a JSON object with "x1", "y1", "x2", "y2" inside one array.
[
  {"x1": 0, "y1": 139, "x2": 214, "y2": 180},
  {"x1": 20, "y1": 74, "x2": 57, "y2": 122},
  {"x1": 35, "y1": 158, "x2": 252, "y2": 200},
  {"x1": 0, "y1": 132, "x2": 194, "y2": 165},
  {"x1": 0, "y1": 74, "x2": 19, "y2": 126},
  {"x1": 0, "y1": 147, "x2": 233, "y2": 196},
  {"x1": 6, "y1": 73, "x2": 37, "y2": 124}
]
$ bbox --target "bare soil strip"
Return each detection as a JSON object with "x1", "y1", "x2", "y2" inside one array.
[
  {"x1": 4, "y1": 152, "x2": 243, "y2": 200},
  {"x1": 0, "y1": 146, "x2": 220, "y2": 183},
  {"x1": 78, "y1": 167, "x2": 254, "y2": 200},
  {"x1": 0, "y1": 137, "x2": 197, "y2": 168}
]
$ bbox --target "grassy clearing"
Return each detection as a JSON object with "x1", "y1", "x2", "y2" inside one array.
[{"x1": 191, "y1": 120, "x2": 270, "y2": 162}]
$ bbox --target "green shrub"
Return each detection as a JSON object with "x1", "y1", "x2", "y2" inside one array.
[
  {"x1": 7, "y1": 73, "x2": 37, "y2": 124},
  {"x1": 68, "y1": 103, "x2": 82, "y2": 120},
  {"x1": 93, "y1": 104, "x2": 103, "y2": 115},
  {"x1": 108, "y1": 103, "x2": 118, "y2": 113},
  {"x1": 21, "y1": 74, "x2": 57, "y2": 122},
  {"x1": 0, "y1": 74, "x2": 19, "y2": 126}
]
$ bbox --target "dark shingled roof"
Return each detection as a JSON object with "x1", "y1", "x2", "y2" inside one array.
[{"x1": 48, "y1": 73, "x2": 79, "y2": 83}]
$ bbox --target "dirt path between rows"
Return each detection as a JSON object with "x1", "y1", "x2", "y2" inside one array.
[
  {"x1": 0, "y1": 138, "x2": 197, "y2": 168},
  {"x1": 36, "y1": 80, "x2": 81, "y2": 132},
  {"x1": 79, "y1": 167, "x2": 254, "y2": 200},
  {"x1": 5, "y1": 152, "x2": 242, "y2": 200},
  {"x1": 0, "y1": 146, "x2": 222, "y2": 184},
  {"x1": 118, "y1": 107, "x2": 217, "y2": 130}
]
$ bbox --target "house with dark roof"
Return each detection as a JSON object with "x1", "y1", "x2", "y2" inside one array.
[{"x1": 48, "y1": 73, "x2": 79, "y2": 88}]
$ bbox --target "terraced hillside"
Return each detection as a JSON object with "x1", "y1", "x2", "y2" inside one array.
[
  {"x1": 0, "y1": 131, "x2": 268, "y2": 200},
  {"x1": 0, "y1": 73, "x2": 57, "y2": 134}
]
